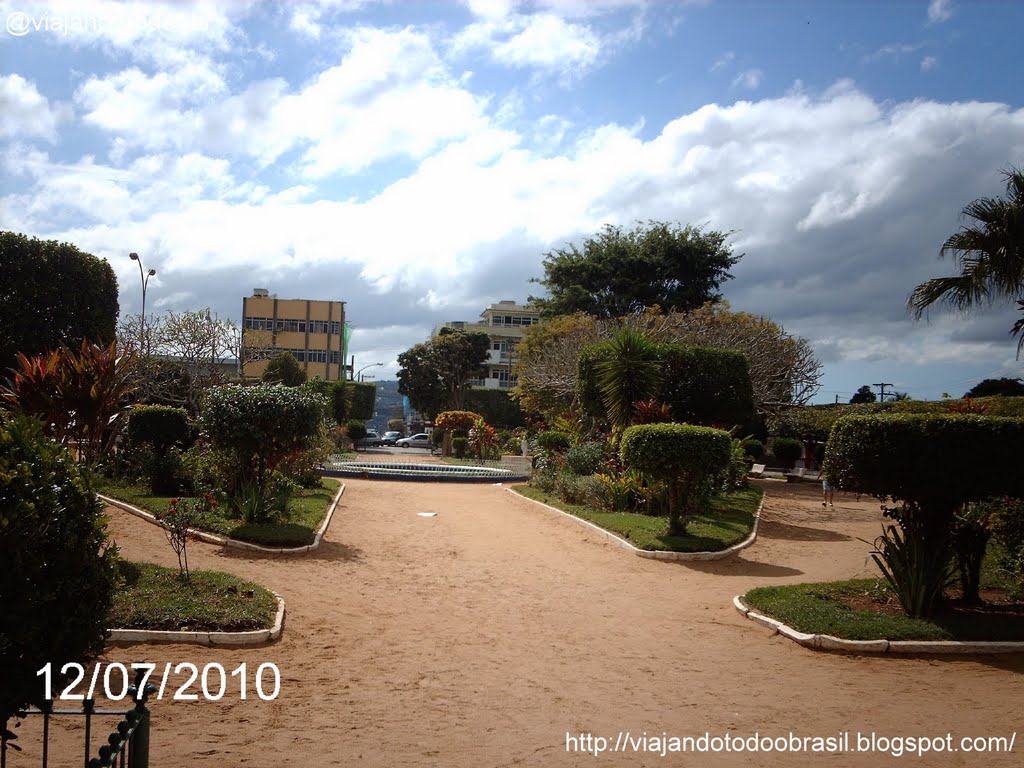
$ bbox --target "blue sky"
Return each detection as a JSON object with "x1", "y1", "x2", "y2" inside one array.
[{"x1": 2, "y1": 0, "x2": 1023, "y2": 402}]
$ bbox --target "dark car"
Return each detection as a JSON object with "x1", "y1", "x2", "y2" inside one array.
[{"x1": 382, "y1": 431, "x2": 402, "y2": 446}]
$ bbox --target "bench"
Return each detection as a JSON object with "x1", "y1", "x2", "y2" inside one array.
[
  {"x1": 748, "y1": 463, "x2": 766, "y2": 478},
  {"x1": 785, "y1": 468, "x2": 806, "y2": 483}
]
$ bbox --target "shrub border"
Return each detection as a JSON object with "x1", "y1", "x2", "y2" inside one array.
[
  {"x1": 732, "y1": 595, "x2": 1024, "y2": 654},
  {"x1": 507, "y1": 487, "x2": 764, "y2": 560},
  {"x1": 107, "y1": 593, "x2": 285, "y2": 646},
  {"x1": 98, "y1": 479, "x2": 344, "y2": 554}
]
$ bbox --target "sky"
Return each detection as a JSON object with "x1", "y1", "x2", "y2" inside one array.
[{"x1": 2, "y1": 0, "x2": 1023, "y2": 403}]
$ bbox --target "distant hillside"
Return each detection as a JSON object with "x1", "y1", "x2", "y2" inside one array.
[{"x1": 369, "y1": 379, "x2": 403, "y2": 434}]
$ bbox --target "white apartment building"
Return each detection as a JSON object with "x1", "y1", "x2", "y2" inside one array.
[{"x1": 434, "y1": 300, "x2": 541, "y2": 389}]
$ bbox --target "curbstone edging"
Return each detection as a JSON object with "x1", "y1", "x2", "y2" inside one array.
[
  {"x1": 107, "y1": 593, "x2": 286, "y2": 646},
  {"x1": 733, "y1": 595, "x2": 1024, "y2": 654},
  {"x1": 507, "y1": 487, "x2": 765, "y2": 561},
  {"x1": 99, "y1": 480, "x2": 344, "y2": 555}
]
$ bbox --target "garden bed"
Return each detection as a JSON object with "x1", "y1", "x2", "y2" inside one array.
[
  {"x1": 512, "y1": 484, "x2": 762, "y2": 552},
  {"x1": 109, "y1": 562, "x2": 277, "y2": 632},
  {"x1": 744, "y1": 577, "x2": 1024, "y2": 642},
  {"x1": 96, "y1": 478, "x2": 338, "y2": 547}
]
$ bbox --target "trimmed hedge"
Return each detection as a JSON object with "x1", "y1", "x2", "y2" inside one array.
[
  {"x1": 578, "y1": 342, "x2": 754, "y2": 427},
  {"x1": 351, "y1": 382, "x2": 376, "y2": 421},
  {"x1": 771, "y1": 396, "x2": 1024, "y2": 443},
  {"x1": 824, "y1": 414, "x2": 1024, "y2": 517},
  {"x1": 464, "y1": 388, "x2": 527, "y2": 427},
  {"x1": 536, "y1": 430, "x2": 571, "y2": 452},
  {"x1": 126, "y1": 405, "x2": 191, "y2": 451},
  {"x1": 620, "y1": 422, "x2": 732, "y2": 534}
]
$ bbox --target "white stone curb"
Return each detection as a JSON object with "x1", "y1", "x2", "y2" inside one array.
[
  {"x1": 733, "y1": 595, "x2": 1024, "y2": 654},
  {"x1": 107, "y1": 593, "x2": 286, "y2": 646},
  {"x1": 507, "y1": 487, "x2": 765, "y2": 561},
  {"x1": 99, "y1": 480, "x2": 344, "y2": 555}
]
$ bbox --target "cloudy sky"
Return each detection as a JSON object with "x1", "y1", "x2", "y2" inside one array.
[{"x1": 2, "y1": 0, "x2": 1023, "y2": 401}]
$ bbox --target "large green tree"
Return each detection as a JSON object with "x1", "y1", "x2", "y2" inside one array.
[
  {"x1": 397, "y1": 329, "x2": 490, "y2": 419},
  {"x1": 964, "y1": 377, "x2": 1024, "y2": 398},
  {"x1": 0, "y1": 231, "x2": 120, "y2": 370},
  {"x1": 908, "y1": 167, "x2": 1024, "y2": 354},
  {"x1": 529, "y1": 221, "x2": 740, "y2": 318}
]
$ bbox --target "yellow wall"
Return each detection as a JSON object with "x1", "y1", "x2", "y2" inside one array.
[{"x1": 241, "y1": 295, "x2": 346, "y2": 381}]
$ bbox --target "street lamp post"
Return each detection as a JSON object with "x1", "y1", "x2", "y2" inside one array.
[
  {"x1": 356, "y1": 362, "x2": 383, "y2": 382},
  {"x1": 129, "y1": 252, "x2": 156, "y2": 355}
]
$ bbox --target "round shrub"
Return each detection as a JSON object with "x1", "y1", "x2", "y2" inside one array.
[
  {"x1": 1, "y1": 415, "x2": 118, "y2": 723},
  {"x1": 452, "y1": 436, "x2": 469, "y2": 458},
  {"x1": 769, "y1": 437, "x2": 804, "y2": 469},
  {"x1": 536, "y1": 430, "x2": 571, "y2": 452},
  {"x1": 435, "y1": 410, "x2": 484, "y2": 433},
  {"x1": 564, "y1": 441, "x2": 605, "y2": 475},
  {"x1": 430, "y1": 427, "x2": 444, "y2": 446},
  {"x1": 740, "y1": 437, "x2": 765, "y2": 461},
  {"x1": 620, "y1": 423, "x2": 732, "y2": 534},
  {"x1": 201, "y1": 384, "x2": 324, "y2": 494},
  {"x1": 126, "y1": 405, "x2": 191, "y2": 451},
  {"x1": 347, "y1": 420, "x2": 368, "y2": 442}
]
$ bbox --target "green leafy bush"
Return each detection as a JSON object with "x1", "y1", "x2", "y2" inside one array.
[
  {"x1": 201, "y1": 384, "x2": 325, "y2": 498},
  {"x1": 620, "y1": 422, "x2": 732, "y2": 534},
  {"x1": 555, "y1": 473, "x2": 607, "y2": 508},
  {"x1": 124, "y1": 405, "x2": 192, "y2": 494},
  {"x1": 126, "y1": 405, "x2": 191, "y2": 450},
  {"x1": 430, "y1": 427, "x2": 444, "y2": 447},
  {"x1": 769, "y1": 437, "x2": 804, "y2": 469},
  {"x1": 1, "y1": 415, "x2": 118, "y2": 723},
  {"x1": 452, "y1": 436, "x2": 469, "y2": 458},
  {"x1": 991, "y1": 497, "x2": 1024, "y2": 599},
  {"x1": 464, "y1": 388, "x2": 527, "y2": 427},
  {"x1": 346, "y1": 420, "x2": 368, "y2": 444},
  {"x1": 824, "y1": 414, "x2": 1024, "y2": 617},
  {"x1": 740, "y1": 437, "x2": 765, "y2": 461},
  {"x1": 564, "y1": 441, "x2": 605, "y2": 476},
  {"x1": 536, "y1": 430, "x2": 571, "y2": 452},
  {"x1": 717, "y1": 438, "x2": 751, "y2": 491},
  {"x1": 262, "y1": 351, "x2": 307, "y2": 386}
]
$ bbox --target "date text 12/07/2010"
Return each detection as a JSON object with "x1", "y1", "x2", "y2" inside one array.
[{"x1": 36, "y1": 662, "x2": 281, "y2": 702}]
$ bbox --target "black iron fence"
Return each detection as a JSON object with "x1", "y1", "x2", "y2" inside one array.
[{"x1": 1, "y1": 669, "x2": 155, "y2": 768}]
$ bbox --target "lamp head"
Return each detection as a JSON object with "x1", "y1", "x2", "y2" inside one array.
[
  {"x1": 147, "y1": 269, "x2": 157, "y2": 276},
  {"x1": 129, "y1": 252, "x2": 139, "y2": 261}
]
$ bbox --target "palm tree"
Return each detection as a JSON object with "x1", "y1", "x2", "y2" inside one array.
[
  {"x1": 595, "y1": 326, "x2": 662, "y2": 440},
  {"x1": 908, "y1": 167, "x2": 1024, "y2": 355}
]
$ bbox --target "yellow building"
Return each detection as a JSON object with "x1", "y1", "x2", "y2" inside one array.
[
  {"x1": 241, "y1": 289, "x2": 348, "y2": 381},
  {"x1": 435, "y1": 300, "x2": 541, "y2": 389}
]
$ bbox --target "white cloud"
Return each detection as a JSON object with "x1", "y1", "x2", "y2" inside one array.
[
  {"x1": 0, "y1": 0, "x2": 251, "y2": 68},
  {"x1": 73, "y1": 27, "x2": 489, "y2": 176},
  {"x1": 864, "y1": 42, "x2": 924, "y2": 63},
  {"x1": 731, "y1": 68, "x2": 763, "y2": 90},
  {"x1": 921, "y1": 56, "x2": 938, "y2": 72},
  {"x1": 0, "y1": 73, "x2": 69, "y2": 140},
  {"x1": 710, "y1": 50, "x2": 734, "y2": 72},
  {"x1": 927, "y1": 0, "x2": 953, "y2": 24},
  {"x1": 9, "y1": 76, "x2": 1024, "y2": 372}
]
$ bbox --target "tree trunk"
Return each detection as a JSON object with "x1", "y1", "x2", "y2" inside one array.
[{"x1": 666, "y1": 481, "x2": 686, "y2": 536}]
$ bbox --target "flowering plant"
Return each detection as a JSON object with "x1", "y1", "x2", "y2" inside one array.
[{"x1": 155, "y1": 491, "x2": 218, "y2": 580}]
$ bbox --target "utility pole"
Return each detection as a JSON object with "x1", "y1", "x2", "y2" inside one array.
[{"x1": 873, "y1": 382, "x2": 894, "y2": 401}]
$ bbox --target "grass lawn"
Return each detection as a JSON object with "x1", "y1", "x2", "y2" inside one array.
[
  {"x1": 512, "y1": 484, "x2": 763, "y2": 552},
  {"x1": 96, "y1": 477, "x2": 339, "y2": 547},
  {"x1": 743, "y1": 544, "x2": 1024, "y2": 641},
  {"x1": 109, "y1": 561, "x2": 277, "y2": 632}
]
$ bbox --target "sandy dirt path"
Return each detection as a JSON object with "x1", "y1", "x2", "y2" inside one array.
[{"x1": 23, "y1": 478, "x2": 1023, "y2": 768}]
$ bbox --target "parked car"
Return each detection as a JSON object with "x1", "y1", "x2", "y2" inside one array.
[
  {"x1": 354, "y1": 430, "x2": 384, "y2": 448},
  {"x1": 396, "y1": 432, "x2": 432, "y2": 449},
  {"x1": 382, "y1": 431, "x2": 402, "y2": 446}
]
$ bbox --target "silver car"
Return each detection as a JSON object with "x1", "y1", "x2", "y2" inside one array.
[{"x1": 395, "y1": 433, "x2": 431, "y2": 449}]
